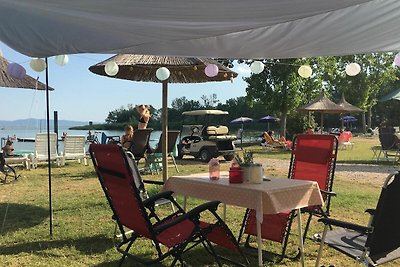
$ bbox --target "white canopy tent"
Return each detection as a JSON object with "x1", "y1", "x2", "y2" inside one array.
[{"x1": 0, "y1": 0, "x2": 400, "y2": 59}]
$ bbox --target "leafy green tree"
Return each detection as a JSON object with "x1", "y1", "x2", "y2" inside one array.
[{"x1": 244, "y1": 59, "x2": 324, "y2": 137}]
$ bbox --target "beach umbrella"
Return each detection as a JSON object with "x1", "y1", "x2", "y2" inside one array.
[
  {"x1": 337, "y1": 94, "x2": 363, "y2": 129},
  {"x1": 337, "y1": 94, "x2": 363, "y2": 113},
  {"x1": 340, "y1": 115, "x2": 358, "y2": 129},
  {"x1": 258, "y1": 115, "x2": 279, "y2": 131},
  {"x1": 230, "y1": 117, "x2": 253, "y2": 147},
  {"x1": 230, "y1": 116, "x2": 253, "y2": 126},
  {"x1": 89, "y1": 54, "x2": 237, "y2": 181},
  {"x1": 298, "y1": 92, "x2": 345, "y2": 132},
  {"x1": 379, "y1": 88, "x2": 400, "y2": 102},
  {"x1": 0, "y1": 56, "x2": 52, "y2": 90},
  {"x1": 340, "y1": 115, "x2": 358, "y2": 123}
]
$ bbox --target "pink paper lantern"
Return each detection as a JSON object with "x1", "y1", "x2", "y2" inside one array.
[
  {"x1": 7, "y1": 63, "x2": 26, "y2": 80},
  {"x1": 205, "y1": 64, "x2": 219, "y2": 77},
  {"x1": 394, "y1": 53, "x2": 400, "y2": 67}
]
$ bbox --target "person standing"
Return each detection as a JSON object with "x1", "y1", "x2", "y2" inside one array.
[{"x1": 136, "y1": 104, "x2": 151, "y2": 129}]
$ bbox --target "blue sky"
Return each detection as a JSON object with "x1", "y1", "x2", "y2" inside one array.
[{"x1": 0, "y1": 43, "x2": 250, "y2": 123}]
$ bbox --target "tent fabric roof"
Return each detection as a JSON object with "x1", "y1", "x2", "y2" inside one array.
[
  {"x1": 0, "y1": 56, "x2": 53, "y2": 90},
  {"x1": 379, "y1": 88, "x2": 400, "y2": 102},
  {"x1": 0, "y1": 0, "x2": 400, "y2": 58},
  {"x1": 89, "y1": 54, "x2": 237, "y2": 83},
  {"x1": 337, "y1": 94, "x2": 363, "y2": 112},
  {"x1": 298, "y1": 92, "x2": 345, "y2": 113}
]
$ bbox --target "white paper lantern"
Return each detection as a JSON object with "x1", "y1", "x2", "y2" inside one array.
[
  {"x1": 7, "y1": 63, "x2": 26, "y2": 79},
  {"x1": 345, "y1": 63, "x2": 361, "y2": 76},
  {"x1": 104, "y1": 61, "x2": 119, "y2": 76},
  {"x1": 298, "y1": 65, "x2": 312, "y2": 78},
  {"x1": 54, "y1": 55, "x2": 69, "y2": 66},
  {"x1": 30, "y1": 58, "x2": 47, "y2": 72},
  {"x1": 156, "y1": 67, "x2": 170, "y2": 81},
  {"x1": 250, "y1": 61, "x2": 264, "y2": 74},
  {"x1": 394, "y1": 53, "x2": 400, "y2": 67},
  {"x1": 205, "y1": 64, "x2": 219, "y2": 77}
]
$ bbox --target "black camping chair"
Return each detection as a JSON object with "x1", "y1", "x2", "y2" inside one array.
[
  {"x1": 148, "y1": 130, "x2": 180, "y2": 173},
  {"x1": 315, "y1": 171, "x2": 400, "y2": 267},
  {"x1": 378, "y1": 131, "x2": 400, "y2": 162},
  {"x1": 0, "y1": 152, "x2": 19, "y2": 183},
  {"x1": 127, "y1": 128, "x2": 153, "y2": 165},
  {"x1": 89, "y1": 144, "x2": 248, "y2": 267}
]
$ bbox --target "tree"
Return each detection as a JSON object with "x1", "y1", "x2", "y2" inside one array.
[
  {"x1": 323, "y1": 53, "x2": 399, "y2": 131},
  {"x1": 244, "y1": 59, "x2": 323, "y2": 137}
]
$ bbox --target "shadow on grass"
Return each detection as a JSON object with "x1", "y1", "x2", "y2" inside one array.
[
  {"x1": 0, "y1": 235, "x2": 113, "y2": 256},
  {"x1": 0, "y1": 203, "x2": 47, "y2": 234},
  {"x1": 93, "y1": 244, "x2": 252, "y2": 267}
]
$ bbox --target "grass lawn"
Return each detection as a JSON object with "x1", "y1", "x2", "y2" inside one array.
[{"x1": 1, "y1": 136, "x2": 399, "y2": 266}]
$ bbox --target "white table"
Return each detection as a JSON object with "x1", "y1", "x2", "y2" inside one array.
[{"x1": 162, "y1": 173, "x2": 324, "y2": 267}]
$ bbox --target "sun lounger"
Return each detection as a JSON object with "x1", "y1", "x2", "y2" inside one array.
[
  {"x1": 32, "y1": 133, "x2": 63, "y2": 168},
  {"x1": 60, "y1": 135, "x2": 88, "y2": 166}
]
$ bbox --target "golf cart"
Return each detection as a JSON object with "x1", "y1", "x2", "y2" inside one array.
[{"x1": 177, "y1": 110, "x2": 237, "y2": 162}]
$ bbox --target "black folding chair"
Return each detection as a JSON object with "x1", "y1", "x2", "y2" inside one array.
[
  {"x1": 90, "y1": 144, "x2": 249, "y2": 267},
  {"x1": 0, "y1": 152, "x2": 19, "y2": 183},
  {"x1": 127, "y1": 128, "x2": 153, "y2": 166},
  {"x1": 315, "y1": 171, "x2": 400, "y2": 267},
  {"x1": 148, "y1": 130, "x2": 180, "y2": 173}
]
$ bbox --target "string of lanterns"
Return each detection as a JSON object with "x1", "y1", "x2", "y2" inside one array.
[{"x1": 2, "y1": 50, "x2": 399, "y2": 81}]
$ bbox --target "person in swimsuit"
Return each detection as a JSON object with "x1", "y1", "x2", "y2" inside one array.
[
  {"x1": 136, "y1": 104, "x2": 151, "y2": 129},
  {"x1": 2, "y1": 140, "x2": 15, "y2": 157},
  {"x1": 121, "y1": 125, "x2": 134, "y2": 149}
]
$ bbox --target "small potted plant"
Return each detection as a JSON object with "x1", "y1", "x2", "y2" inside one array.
[{"x1": 235, "y1": 150, "x2": 263, "y2": 183}]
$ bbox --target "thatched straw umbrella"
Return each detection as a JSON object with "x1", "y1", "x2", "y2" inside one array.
[
  {"x1": 0, "y1": 56, "x2": 53, "y2": 90},
  {"x1": 298, "y1": 92, "x2": 345, "y2": 132},
  {"x1": 89, "y1": 54, "x2": 237, "y2": 181},
  {"x1": 337, "y1": 94, "x2": 363, "y2": 129}
]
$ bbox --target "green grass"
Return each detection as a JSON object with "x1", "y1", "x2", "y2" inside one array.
[{"x1": 0, "y1": 139, "x2": 399, "y2": 266}]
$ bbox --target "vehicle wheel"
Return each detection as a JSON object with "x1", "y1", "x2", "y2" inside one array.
[
  {"x1": 199, "y1": 149, "x2": 212, "y2": 162},
  {"x1": 223, "y1": 154, "x2": 235, "y2": 161}
]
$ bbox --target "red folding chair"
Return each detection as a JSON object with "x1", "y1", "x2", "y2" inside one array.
[
  {"x1": 239, "y1": 134, "x2": 338, "y2": 262},
  {"x1": 89, "y1": 144, "x2": 248, "y2": 267}
]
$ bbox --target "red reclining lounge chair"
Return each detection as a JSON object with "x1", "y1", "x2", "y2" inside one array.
[
  {"x1": 89, "y1": 144, "x2": 248, "y2": 266},
  {"x1": 239, "y1": 134, "x2": 338, "y2": 262}
]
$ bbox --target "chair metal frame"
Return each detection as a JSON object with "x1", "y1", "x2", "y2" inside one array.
[
  {"x1": 90, "y1": 144, "x2": 248, "y2": 267},
  {"x1": 315, "y1": 172, "x2": 400, "y2": 267},
  {"x1": 239, "y1": 134, "x2": 338, "y2": 262}
]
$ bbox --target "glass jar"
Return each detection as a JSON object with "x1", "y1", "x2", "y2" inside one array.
[{"x1": 209, "y1": 158, "x2": 220, "y2": 181}]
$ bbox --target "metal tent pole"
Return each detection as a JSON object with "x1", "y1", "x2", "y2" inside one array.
[
  {"x1": 45, "y1": 58, "x2": 53, "y2": 236},
  {"x1": 162, "y1": 81, "x2": 168, "y2": 182}
]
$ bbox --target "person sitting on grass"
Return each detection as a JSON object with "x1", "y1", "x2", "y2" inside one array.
[
  {"x1": 136, "y1": 104, "x2": 151, "y2": 129},
  {"x1": 2, "y1": 140, "x2": 15, "y2": 157},
  {"x1": 121, "y1": 125, "x2": 134, "y2": 149}
]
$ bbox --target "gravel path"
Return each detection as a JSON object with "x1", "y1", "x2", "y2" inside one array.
[{"x1": 257, "y1": 158, "x2": 399, "y2": 186}]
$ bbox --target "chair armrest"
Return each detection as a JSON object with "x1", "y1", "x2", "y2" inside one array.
[
  {"x1": 318, "y1": 217, "x2": 372, "y2": 234},
  {"x1": 154, "y1": 201, "x2": 221, "y2": 234},
  {"x1": 320, "y1": 189, "x2": 336, "y2": 197},
  {"x1": 142, "y1": 191, "x2": 174, "y2": 207},
  {"x1": 142, "y1": 179, "x2": 164, "y2": 186},
  {"x1": 365, "y1": 209, "x2": 375, "y2": 215}
]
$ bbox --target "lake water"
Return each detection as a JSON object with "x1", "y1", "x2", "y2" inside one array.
[{"x1": 0, "y1": 127, "x2": 162, "y2": 154}]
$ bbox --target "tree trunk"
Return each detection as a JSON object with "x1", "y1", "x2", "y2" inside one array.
[
  {"x1": 280, "y1": 111, "x2": 287, "y2": 138},
  {"x1": 367, "y1": 107, "x2": 372, "y2": 129},
  {"x1": 361, "y1": 112, "x2": 367, "y2": 133}
]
